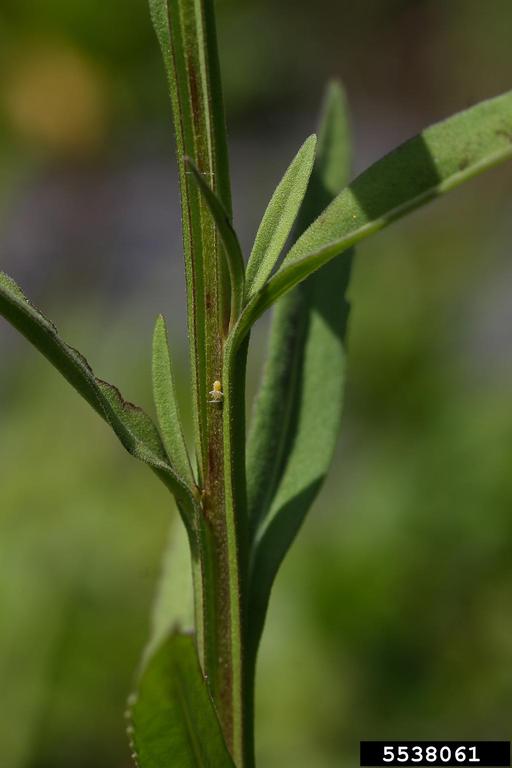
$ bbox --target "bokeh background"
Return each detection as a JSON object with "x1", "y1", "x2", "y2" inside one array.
[{"x1": 1, "y1": 1, "x2": 512, "y2": 766}]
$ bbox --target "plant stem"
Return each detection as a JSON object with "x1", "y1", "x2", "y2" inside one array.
[
  {"x1": 151, "y1": 0, "x2": 250, "y2": 762},
  {"x1": 222, "y1": 337, "x2": 251, "y2": 765},
  {"x1": 193, "y1": 325, "x2": 248, "y2": 768}
]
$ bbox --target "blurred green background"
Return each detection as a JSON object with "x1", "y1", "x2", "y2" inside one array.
[{"x1": 1, "y1": 1, "x2": 512, "y2": 766}]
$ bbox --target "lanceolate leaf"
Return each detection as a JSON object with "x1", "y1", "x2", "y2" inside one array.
[
  {"x1": 152, "y1": 315, "x2": 195, "y2": 487},
  {"x1": 0, "y1": 272, "x2": 197, "y2": 519},
  {"x1": 247, "y1": 82, "x2": 351, "y2": 530},
  {"x1": 129, "y1": 633, "x2": 235, "y2": 768},
  {"x1": 186, "y1": 159, "x2": 245, "y2": 325},
  {"x1": 236, "y1": 88, "x2": 512, "y2": 338},
  {"x1": 245, "y1": 135, "x2": 317, "y2": 298},
  {"x1": 316, "y1": 81, "x2": 352, "y2": 199},
  {"x1": 246, "y1": 83, "x2": 353, "y2": 657}
]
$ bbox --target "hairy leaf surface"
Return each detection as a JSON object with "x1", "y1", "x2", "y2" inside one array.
[
  {"x1": 245, "y1": 135, "x2": 317, "y2": 298},
  {"x1": 152, "y1": 315, "x2": 195, "y2": 487},
  {"x1": 130, "y1": 634, "x2": 235, "y2": 767},
  {"x1": 0, "y1": 272, "x2": 196, "y2": 518},
  {"x1": 237, "y1": 89, "x2": 512, "y2": 336},
  {"x1": 186, "y1": 160, "x2": 245, "y2": 324},
  {"x1": 247, "y1": 82, "x2": 352, "y2": 655}
]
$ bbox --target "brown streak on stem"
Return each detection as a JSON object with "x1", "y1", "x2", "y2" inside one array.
[{"x1": 187, "y1": 56, "x2": 202, "y2": 127}]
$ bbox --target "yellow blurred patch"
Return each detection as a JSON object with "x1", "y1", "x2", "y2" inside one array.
[{"x1": 3, "y1": 44, "x2": 108, "y2": 156}]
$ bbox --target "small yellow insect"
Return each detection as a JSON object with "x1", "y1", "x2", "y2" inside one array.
[{"x1": 208, "y1": 380, "x2": 224, "y2": 404}]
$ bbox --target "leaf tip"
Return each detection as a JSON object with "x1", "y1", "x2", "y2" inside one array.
[
  {"x1": 325, "y1": 78, "x2": 346, "y2": 101},
  {"x1": 321, "y1": 80, "x2": 349, "y2": 131},
  {"x1": 154, "y1": 312, "x2": 166, "y2": 332},
  {"x1": 303, "y1": 133, "x2": 318, "y2": 157},
  {"x1": 152, "y1": 313, "x2": 168, "y2": 351}
]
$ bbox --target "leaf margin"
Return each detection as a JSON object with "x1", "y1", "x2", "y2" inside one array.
[
  {"x1": 0, "y1": 271, "x2": 198, "y2": 520},
  {"x1": 152, "y1": 314, "x2": 196, "y2": 488},
  {"x1": 245, "y1": 134, "x2": 317, "y2": 299},
  {"x1": 233, "y1": 88, "x2": 512, "y2": 343},
  {"x1": 128, "y1": 632, "x2": 236, "y2": 768}
]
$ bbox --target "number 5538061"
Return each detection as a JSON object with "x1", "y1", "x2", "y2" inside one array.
[{"x1": 382, "y1": 745, "x2": 479, "y2": 763}]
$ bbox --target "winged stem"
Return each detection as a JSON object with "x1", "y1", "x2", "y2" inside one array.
[{"x1": 149, "y1": 0, "x2": 248, "y2": 763}]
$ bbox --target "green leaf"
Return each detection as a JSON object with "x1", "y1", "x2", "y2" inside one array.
[
  {"x1": 152, "y1": 315, "x2": 195, "y2": 487},
  {"x1": 236, "y1": 88, "x2": 512, "y2": 337},
  {"x1": 137, "y1": 513, "x2": 216, "y2": 747},
  {"x1": 245, "y1": 135, "x2": 317, "y2": 299},
  {"x1": 142, "y1": 514, "x2": 195, "y2": 667},
  {"x1": 246, "y1": 82, "x2": 353, "y2": 659},
  {"x1": 129, "y1": 633, "x2": 235, "y2": 767},
  {"x1": 186, "y1": 159, "x2": 245, "y2": 325},
  {"x1": 316, "y1": 81, "x2": 352, "y2": 197},
  {"x1": 0, "y1": 272, "x2": 197, "y2": 519}
]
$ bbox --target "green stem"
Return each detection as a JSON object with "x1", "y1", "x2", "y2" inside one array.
[
  {"x1": 150, "y1": 0, "x2": 250, "y2": 762},
  {"x1": 221, "y1": 336, "x2": 250, "y2": 766}
]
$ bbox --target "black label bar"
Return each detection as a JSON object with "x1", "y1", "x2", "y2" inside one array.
[{"x1": 360, "y1": 741, "x2": 510, "y2": 766}]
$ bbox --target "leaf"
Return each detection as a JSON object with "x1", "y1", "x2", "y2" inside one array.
[
  {"x1": 129, "y1": 633, "x2": 235, "y2": 768},
  {"x1": 316, "y1": 81, "x2": 352, "y2": 197},
  {"x1": 186, "y1": 159, "x2": 245, "y2": 324},
  {"x1": 152, "y1": 315, "x2": 195, "y2": 487},
  {"x1": 0, "y1": 272, "x2": 197, "y2": 519},
  {"x1": 236, "y1": 88, "x2": 512, "y2": 338},
  {"x1": 142, "y1": 514, "x2": 195, "y2": 667},
  {"x1": 245, "y1": 135, "x2": 317, "y2": 298},
  {"x1": 247, "y1": 83, "x2": 350, "y2": 528},
  {"x1": 246, "y1": 82, "x2": 352, "y2": 658}
]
